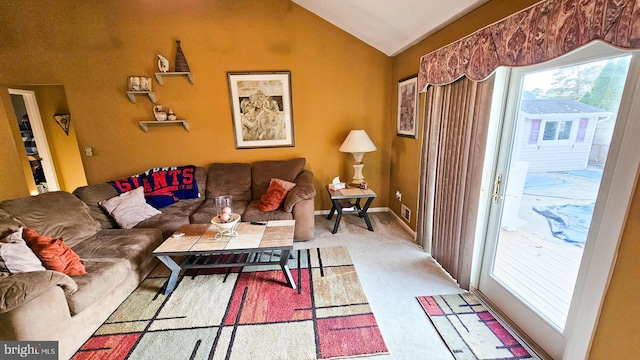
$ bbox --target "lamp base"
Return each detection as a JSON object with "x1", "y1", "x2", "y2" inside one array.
[{"x1": 351, "y1": 163, "x2": 364, "y2": 185}]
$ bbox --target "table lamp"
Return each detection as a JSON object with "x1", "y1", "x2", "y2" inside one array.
[{"x1": 339, "y1": 130, "x2": 377, "y2": 185}]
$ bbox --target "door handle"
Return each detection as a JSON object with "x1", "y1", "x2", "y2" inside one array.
[{"x1": 491, "y1": 173, "x2": 503, "y2": 203}]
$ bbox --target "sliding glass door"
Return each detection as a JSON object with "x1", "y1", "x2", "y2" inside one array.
[{"x1": 476, "y1": 43, "x2": 638, "y2": 359}]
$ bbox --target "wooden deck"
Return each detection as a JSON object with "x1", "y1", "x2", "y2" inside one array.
[{"x1": 492, "y1": 227, "x2": 584, "y2": 329}]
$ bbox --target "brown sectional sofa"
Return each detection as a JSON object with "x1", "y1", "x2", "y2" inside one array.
[{"x1": 0, "y1": 158, "x2": 316, "y2": 359}]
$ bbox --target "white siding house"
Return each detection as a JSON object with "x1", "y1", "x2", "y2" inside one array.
[{"x1": 513, "y1": 98, "x2": 611, "y2": 172}]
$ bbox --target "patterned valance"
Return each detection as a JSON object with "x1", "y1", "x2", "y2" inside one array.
[{"x1": 419, "y1": 0, "x2": 640, "y2": 90}]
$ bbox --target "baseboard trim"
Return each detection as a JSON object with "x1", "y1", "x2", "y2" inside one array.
[
  {"x1": 314, "y1": 207, "x2": 417, "y2": 241},
  {"x1": 388, "y1": 209, "x2": 417, "y2": 240}
]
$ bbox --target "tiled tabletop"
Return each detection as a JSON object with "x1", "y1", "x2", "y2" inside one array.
[
  {"x1": 326, "y1": 185, "x2": 377, "y2": 199},
  {"x1": 153, "y1": 220, "x2": 295, "y2": 254}
]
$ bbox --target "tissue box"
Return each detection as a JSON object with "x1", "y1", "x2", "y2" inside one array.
[{"x1": 329, "y1": 182, "x2": 346, "y2": 191}]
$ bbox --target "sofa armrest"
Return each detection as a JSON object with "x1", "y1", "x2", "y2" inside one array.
[
  {"x1": 0, "y1": 270, "x2": 77, "y2": 314},
  {"x1": 284, "y1": 170, "x2": 317, "y2": 212}
]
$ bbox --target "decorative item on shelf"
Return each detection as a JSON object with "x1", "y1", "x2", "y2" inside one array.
[
  {"x1": 128, "y1": 76, "x2": 140, "y2": 91},
  {"x1": 167, "y1": 109, "x2": 177, "y2": 121},
  {"x1": 140, "y1": 77, "x2": 152, "y2": 91},
  {"x1": 52, "y1": 113, "x2": 71, "y2": 136},
  {"x1": 128, "y1": 76, "x2": 153, "y2": 91},
  {"x1": 174, "y1": 40, "x2": 190, "y2": 72},
  {"x1": 339, "y1": 129, "x2": 377, "y2": 185},
  {"x1": 153, "y1": 104, "x2": 167, "y2": 121},
  {"x1": 157, "y1": 54, "x2": 169, "y2": 73}
]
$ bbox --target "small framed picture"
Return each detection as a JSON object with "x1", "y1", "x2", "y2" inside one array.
[
  {"x1": 397, "y1": 74, "x2": 419, "y2": 138},
  {"x1": 227, "y1": 71, "x2": 295, "y2": 149}
]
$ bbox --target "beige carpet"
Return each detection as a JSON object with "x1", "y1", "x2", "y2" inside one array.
[{"x1": 297, "y1": 212, "x2": 465, "y2": 359}]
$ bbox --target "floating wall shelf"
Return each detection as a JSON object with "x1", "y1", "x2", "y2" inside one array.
[
  {"x1": 139, "y1": 120, "x2": 190, "y2": 132},
  {"x1": 155, "y1": 72, "x2": 194, "y2": 85},
  {"x1": 127, "y1": 91, "x2": 156, "y2": 103}
]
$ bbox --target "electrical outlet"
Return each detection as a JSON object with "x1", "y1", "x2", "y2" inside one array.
[
  {"x1": 401, "y1": 204, "x2": 410, "y2": 222},
  {"x1": 395, "y1": 191, "x2": 402, "y2": 201},
  {"x1": 85, "y1": 147, "x2": 93, "y2": 157}
]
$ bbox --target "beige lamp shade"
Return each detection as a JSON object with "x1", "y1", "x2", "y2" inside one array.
[
  {"x1": 339, "y1": 130, "x2": 377, "y2": 184},
  {"x1": 339, "y1": 130, "x2": 377, "y2": 154}
]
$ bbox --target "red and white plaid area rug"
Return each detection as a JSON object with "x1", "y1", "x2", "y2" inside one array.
[
  {"x1": 417, "y1": 293, "x2": 535, "y2": 360},
  {"x1": 74, "y1": 247, "x2": 388, "y2": 360}
]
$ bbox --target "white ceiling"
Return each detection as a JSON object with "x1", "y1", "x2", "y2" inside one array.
[{"x1": 292, "y1": 0, "x2": 488, "y2": 56}]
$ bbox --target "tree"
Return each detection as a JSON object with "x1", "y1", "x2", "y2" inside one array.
[
  {"x1": 542, "y1": 62, "x2": 604, "y2": 100},
  {"x1": 580, "y1": 57, "x2": 631, "y2": 113}
]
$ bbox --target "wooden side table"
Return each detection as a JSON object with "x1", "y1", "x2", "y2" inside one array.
[{"x1": 326, "y1": 185, "x2": 377, "y2": 234}]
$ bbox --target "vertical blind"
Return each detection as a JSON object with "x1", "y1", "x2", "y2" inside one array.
[{"x1": 416, "y1": 76, "x2": 494, "y2": 289}]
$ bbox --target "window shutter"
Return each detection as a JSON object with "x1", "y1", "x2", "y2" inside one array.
[
  {"x1": 529, "y1": 119, "x2": 541, "y2": 144},
  {"x1": 576, "y1": 118, "x2": 589, "y2": 142}
]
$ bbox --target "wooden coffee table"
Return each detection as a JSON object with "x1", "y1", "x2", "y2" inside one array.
[{"x1": 153, "y1": 220, "x2": 296, "y2": 295}]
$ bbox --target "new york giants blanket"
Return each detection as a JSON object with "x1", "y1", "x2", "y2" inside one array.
[{"x1": 108, "y1": 165, "x2": 199, "y2": 208}]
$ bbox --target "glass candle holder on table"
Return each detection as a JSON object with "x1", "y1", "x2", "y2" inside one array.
[{"x1": 212, "y1": 195, "x2": 240, "y2": 238}]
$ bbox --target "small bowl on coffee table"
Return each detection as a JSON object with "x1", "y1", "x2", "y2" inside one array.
[{"x1": 211, "y1": 213, "x2": 241, "y2": 239}]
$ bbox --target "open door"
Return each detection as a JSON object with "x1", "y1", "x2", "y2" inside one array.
[{"x1": 9, "y1": 88, "x2": 60, "y2": 194}]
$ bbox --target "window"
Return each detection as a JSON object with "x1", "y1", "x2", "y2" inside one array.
[{"x1": 542, "y1": 120, "x2": 573, "y2": 141}]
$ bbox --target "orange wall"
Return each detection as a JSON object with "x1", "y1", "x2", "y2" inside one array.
[
  {"x1": 589, "y1": 178, "x2": 640, "y2": 359},
  {"x1": 391, "y1": 0, "x2": 640, "y2": 358},
  {"x1": 0, "y1": 0, "x2": 392, "y2": 210}
]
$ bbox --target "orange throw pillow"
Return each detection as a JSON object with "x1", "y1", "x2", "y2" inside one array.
[
  {"x1": 22, "y1": 227, "x2": 87, "y2": 276},
  {"x1": 258, "y1": 179, "x2": 296, "y2": 212}
]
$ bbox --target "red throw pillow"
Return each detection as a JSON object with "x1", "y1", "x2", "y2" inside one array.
[
  {"x1": 258, "y1": 179, "x2": 296, "y2": 212},
  {"x1": 22, "y1": 227, "x2": 87, "y2": 276}
]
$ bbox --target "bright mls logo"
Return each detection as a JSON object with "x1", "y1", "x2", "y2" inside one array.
[{"x1": 1, "y1": 341, "x2": 57, "y2": 359}]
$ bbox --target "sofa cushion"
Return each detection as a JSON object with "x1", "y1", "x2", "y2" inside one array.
[
  {"x1": 251, "y1": 158, "x2": 306, "y2": 199},
  {"x1": 22, "y1": 227, "x2": 86, "y2": 276},
  {"x1": 0, "y1": 191, "x2": 102, "y2": 248},
  {"x1": 189, "y1": 198, "x2": 249, "y2": 224},
  {"x1": 71, "y1": 228, "x2": 163, "y2": 271},
  {"x1": 135, "y1": 197, "x2": 203, "y2": 239},
  {"x1": 0, "y1": 209, "x2": 23, "y2": 239},
  {"x1": 100, "y1": 187, "x2": 161, "y2": 229},
  {"x1": 206, "y1": 163, "x2": 252, "y2": 202},
  {"x1": 194, "y1": 166, "x2": 208, "y2": 198},
  {"x1": 284, "y1": 170, "x2": 317, "y2": 212},
  {"x1": 71, "y1": 167, "x2": 207, "y2": 230},
  {"x1": 72, "y1": 183, "x2": 119, "y2": 229},
  {"x1": 242, "y1": 201, "x2": 294, "y2": 222},
  {"x1": 0, "y1": 270, "x2": 77, "y2": 314},
  {"x1": 0, "y1": 227, "x2": 45, "y2": 273},
  {"x1": 258, "y1": 179, "x2": 296, "y2": 212},
  {"x1": 66, "y1": 258, "x2": 130, "y2": 315}
]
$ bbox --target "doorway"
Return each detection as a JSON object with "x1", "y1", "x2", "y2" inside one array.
[
  {"x1": 475, "y1": 43, "x2": 640, "y2": 359},
  {"x1": 9, "y1": 89, "x2": 60, "y2": 194}
]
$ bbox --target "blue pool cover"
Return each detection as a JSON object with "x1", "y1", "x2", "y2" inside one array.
[{"x1": 532, "y1": 203, "x2": 595, "y2": 247}]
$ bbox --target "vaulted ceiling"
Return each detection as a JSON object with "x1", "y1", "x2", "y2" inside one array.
[{"x1": 292, "y1": 0, "x2": 489, "y2": 56}]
